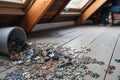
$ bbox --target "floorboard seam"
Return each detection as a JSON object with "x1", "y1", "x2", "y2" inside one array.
[
  {"x1": 57, "y1": 30, "x2": 92, "y2": 47},
  {"x1": 58, "y1": 29, "x2": 106, "y2": 48},
  {"x1": 57, "y1": 34, "x2": 82, "y2": 48},
  {"x1": 0, "y1": 66, "x2": 14, "y2": 73},
  {"x1": 87, "y1": 29, "x2": 107, "y2": 47},
  {"x1": 103, "y1": 33, "x2": 120, "y2": 80},
  {"x1": 57, "y1": 29, "x2": 97, "y2": 47}
]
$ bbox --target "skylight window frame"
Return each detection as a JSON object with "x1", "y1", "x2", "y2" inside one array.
[
  {"x1": 64, "y1": 0, "x2": 92, "y2": 12},
  {"x1": 60, "y1": 0, "x2": 94, "y2": 17},
  {"x1": 0, "y1": 0, "x2": 31, "y2": 8},
  {"x1": 0, "y1": 0, "x2": 26, "y2": 4},
  {"x1": 0, "y1": 0, "x2": 35, "y2": 15}
]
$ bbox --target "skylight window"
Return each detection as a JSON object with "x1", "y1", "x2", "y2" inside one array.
[
  {"x1": 65, "y1": 0, "x2": 90, "y2": 10},
  {"x1": 0, "y1": 0, "x2": 26, "y2": 4}
]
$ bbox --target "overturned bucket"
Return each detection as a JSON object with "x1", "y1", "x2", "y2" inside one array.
[{"x1": 0, "y1": 27, "x2": 27, "y2": 55}]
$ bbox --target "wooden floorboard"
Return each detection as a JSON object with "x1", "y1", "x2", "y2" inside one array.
[
  {"x1": 62, "y1": 27, "x2": 120, "y2": 80},
  {"x1": 62, "y1": 27, "x2": 107, "y2": 48},
  {"x1": 28, "y1": 26, "x2": 99, "y2": 46},
  {"x1": 105, "y1": 28, "x2": 120, "y2": 80},
  {"x1": 85, "y1": 28, "x2": 120, "y2": 80},
  {"x1": 1, "y1": 26, "x2": 120, "y2": 79}
]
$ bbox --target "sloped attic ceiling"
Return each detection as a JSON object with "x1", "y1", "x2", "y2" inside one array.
[
  {"x1": 0, "y1": 0, "x2": 26, "y2": 4},
  {"x1": 0, "y1": 0, "x2": 107, "y2": 33}
]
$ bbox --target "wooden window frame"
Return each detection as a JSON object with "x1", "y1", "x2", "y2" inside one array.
[
  {"x1": 0, "y1": 0, "x2": 33, "y2": 9},
  {"x1": 0, "y1": 0, "x2": 26, "y2": 4},
  {"x1": 64, "y1": 0, "x2": 94, "y2": 12},
  {"x1": 20, "y1": 0, "x2": 54, "y2": 33},
  {"x1": 0, "y1": 0, "x2": 26, "y2": 3},
  {"x1": 0, "y1": 0, "x2": 35, "y2": 15},
  {"x1": 75, "y1": 0, "x2": 107, "y2": 25},
  {"x1": 60, "y1": 0, "x2": 94, "y2": 16}
]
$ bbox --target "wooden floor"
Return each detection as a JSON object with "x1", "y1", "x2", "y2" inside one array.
[{"x1": 0, "y1": 25, "x2": 120, "y2": 80}]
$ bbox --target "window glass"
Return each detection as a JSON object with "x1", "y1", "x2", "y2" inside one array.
[{"x1": 65, "y1": 0, "x2": 90, "y2": 10}]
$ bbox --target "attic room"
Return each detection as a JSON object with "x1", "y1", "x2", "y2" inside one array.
[{"x1": 0, "y1": 0, "x2": 120, "y2": 80}]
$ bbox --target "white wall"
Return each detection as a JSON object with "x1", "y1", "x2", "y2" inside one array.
[{"x1": 32, "y1": 21, "x2": 74, "y2": 31}]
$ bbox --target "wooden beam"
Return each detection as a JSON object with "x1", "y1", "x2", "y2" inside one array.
[
  {"x1": 75, "y1": 0, "x2": 107, "y2": 25},
  {"x1": 20, "y1": 0, "x2": 54, "y2": 33},
  {"x1": 24, "y1": 0, "x2": 35, "y2": 12},
  {"x1": 49, "y1": 0, "x2": 70, "y2": 22}
]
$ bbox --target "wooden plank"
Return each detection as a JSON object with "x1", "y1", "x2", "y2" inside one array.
[
  {"x1": 105, "y1": 28, "x2": 120, "y2": 80},
  {"x1": 39, "y1": 0, "x2": 70, "y2": 23},
  {"x1": 60, "y1": 11, "x2": 81, "y2": 16},
  {"x1": 75, "y1": 0, "x2": 107, "y2": 25},
  {"x1": 63, "y1": 26, "x2": 107, "y2": 48},
  {"x1": 28, "y1": 26, "x2": 103, "y2": 46},
  {"x1": 80, "y1": 0, "x2": 94, "y2": 13},
  {"x1": 0, "y1": 7, "x2": 25, "y2": 15},
  {"x1": 56, "y1": 27, "x2": 98, "y2": 46},
  {"x1": 62, "y1": 27, "x2": 119, "y2": 80},
  {"x1": 24, "y1": 0, "x2": 35, "y2": 12},
  {"x1": 20, "y1": 0, "x2": 54, "y2": 33},
  {"x1": 28, "y1": 26, "x2": 88, "y2": 43},
  {"x1": 0, "y1": 0, "x2": 25, "y2": 4},
  {"x1": 84, "y1": 28, "x2": 119, "y2": 80},
  {"x1": 0, "y1": 67, "x2": 17, "y2": 78},
  {"x1": 49, "y1": 0, "x2": 70, "y2": 22}
]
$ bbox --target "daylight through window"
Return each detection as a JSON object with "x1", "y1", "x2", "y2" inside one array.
[{"x1": 65, "y1": 0, "x2": 90, "y2": 10}]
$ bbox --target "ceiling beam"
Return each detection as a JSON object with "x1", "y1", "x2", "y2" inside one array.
[
  {"x1": 49, "y1": 0, "x2": 70, "y2": 22},
  {"x1": 20, "y1": 0, "x2": 54, "y2": 33},
  {"x1": 75, "y1": 0, "x2": 107, "y2": 25}
]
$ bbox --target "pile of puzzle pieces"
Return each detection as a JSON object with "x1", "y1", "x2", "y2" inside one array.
[{"x1": 0, "y1": 42, "x2": 107, "y2": 80}]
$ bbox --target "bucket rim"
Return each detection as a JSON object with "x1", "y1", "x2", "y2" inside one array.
[{"x1": 6, "y1": 27, "x2": 27, "y2": 55}]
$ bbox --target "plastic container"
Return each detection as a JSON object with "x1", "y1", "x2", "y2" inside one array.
[{"x1": 0, "y1": 27, "x2": 27, "y2": 55}]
